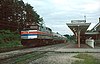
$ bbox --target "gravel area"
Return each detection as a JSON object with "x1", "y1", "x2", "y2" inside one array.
[
  {"x1": 0, "y1": 43, "x2": 100, "y2": 64},
  {"x1": 29, "y1": 52, "x2": 100, "y2": 64},
  {"x1": 0, "y1": 43, "x2": 100, "y2": 60},
  {"x1": 29, "y1": 52, "x2": 82, "y2": 64}
]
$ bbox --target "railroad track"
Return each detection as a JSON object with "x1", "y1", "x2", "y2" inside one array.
[
  {"x1": 1, "y1": 43, "x2": 99, "y2": 64},
  {"x1": 0, "y1": 46, "x2": 29, "y2": 53},
  {"x1": 0, "y1": 44, "x2": 64, "y2": 64},
  {"x1": 0, "y1": 51, "x2": 48, "y2": 64}
]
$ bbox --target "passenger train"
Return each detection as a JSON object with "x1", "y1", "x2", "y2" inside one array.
[{"x1": 21, "y1": 24, "x2": 66, "y2": 47}]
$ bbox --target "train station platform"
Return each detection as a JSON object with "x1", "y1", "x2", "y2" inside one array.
[
  {"x1": 66, "y1": 43, "x2": 90, "y2": 48},
  {"x1": 66, "y1": 20, "x2": 91, "y2": 48},
  {"x1": 66, "y1": 40, "x2": 100, "y2": 48}
]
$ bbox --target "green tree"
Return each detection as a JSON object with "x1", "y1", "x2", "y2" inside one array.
[
  {"x1": 0, "y1": 0, "x2": 43, "y2": 31},
  {"x1": 25, "y1": 3, "x2": 43, "y2": 26},
  {"x1": 14, "y1": 0, "x2": 26, "y2": 31}
]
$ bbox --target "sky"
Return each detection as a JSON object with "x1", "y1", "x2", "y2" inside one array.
[{"x1": 23, "y1": 0, "x2": 100, "y2": 35}]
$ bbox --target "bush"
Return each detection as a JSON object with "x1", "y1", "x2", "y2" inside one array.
[{"x1": 0, "y1": 30, "x2": 21, "y2": 48}]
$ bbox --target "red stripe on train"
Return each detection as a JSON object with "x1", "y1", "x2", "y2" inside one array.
[
  {"x1": 21, "y1": 32, "x2": 28, "y2": 34},
  {"x1": 29, "y1": 31, "x2": 44, "y2": 34}
]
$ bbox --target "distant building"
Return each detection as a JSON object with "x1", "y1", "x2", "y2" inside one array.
[{"x1": 85, "y1": 18, "x2": 100, "y2": 46}]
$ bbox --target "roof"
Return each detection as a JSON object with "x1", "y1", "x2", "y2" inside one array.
[
  {"x1": 91, "y1": 22, "x2": 100, "y2": 32},
  {"x1": 66, "y1": 22, "x2": 91, "y2": 35}
]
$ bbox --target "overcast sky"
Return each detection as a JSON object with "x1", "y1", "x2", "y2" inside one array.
[{"x1": 23, "y1": 0, "x2": 100, "y2": 35}]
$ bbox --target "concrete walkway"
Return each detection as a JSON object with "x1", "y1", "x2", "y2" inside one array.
[{"x1": 55, "y1": 48, "x2": 100, "y2": 53}]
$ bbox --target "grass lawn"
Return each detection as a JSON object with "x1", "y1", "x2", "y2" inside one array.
[{"x1": 72, "y1": 53, "x2": 100, "y2": 64}]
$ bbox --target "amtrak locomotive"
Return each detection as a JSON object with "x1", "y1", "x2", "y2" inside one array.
[{"x1": 21, "y1": 24, "x2": 66, "y2": 47}]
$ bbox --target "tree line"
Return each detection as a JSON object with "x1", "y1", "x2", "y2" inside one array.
[{"x1": 0, "y1": 0, "x2": 43, "y2": 31}]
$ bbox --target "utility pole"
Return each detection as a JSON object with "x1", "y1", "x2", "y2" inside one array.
[{"x1": 84, "y1": 15, "x2": 86, "y2": 22}]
